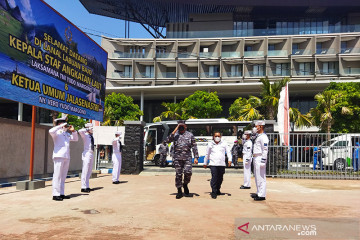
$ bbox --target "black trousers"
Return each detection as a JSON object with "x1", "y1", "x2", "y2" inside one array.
[{"x1": 210, "y1": 166, "x2": 225, "y2": 193}]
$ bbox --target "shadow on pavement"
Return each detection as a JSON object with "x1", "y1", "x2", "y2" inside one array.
[{"x1": 169, "y1": 192, "x2": 200, "y2": 197}]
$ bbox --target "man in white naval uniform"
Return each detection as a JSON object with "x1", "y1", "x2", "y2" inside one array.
[
  {"x1": 112, "y1": 131, "x2": 123, "y2": 184},
  {"x1": 240, "y1": 130, "x2": 253, "y2": 190},
  {"x1": 252, "y1": 120, "x2": 269, "y2": 201},
  {"x1": 78, "y1": 123, "x2": 95, "y2": 193},
  {"x1": 49, "y1": 116, "x2": 78, "y2": 201}
]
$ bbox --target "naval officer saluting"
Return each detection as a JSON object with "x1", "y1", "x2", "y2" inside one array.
[
  {"x1": 78, "y1": 123, "x2": 95, "y2": 193},
  {"x1": 49, "y1": 116, "x2": 78, "y2": 201},
  {"x1": 112, "y1": 131, "x2": 123, "y2": 184}
]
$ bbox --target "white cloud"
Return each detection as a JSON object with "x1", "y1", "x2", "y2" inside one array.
[
  {"x1": 8, "y1": 0, "x2": 16, "y2": 8},
  {"x1": 20, "y1": 0, "x2": 36, "y2": 24}
]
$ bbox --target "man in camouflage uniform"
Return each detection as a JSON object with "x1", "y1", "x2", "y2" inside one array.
[
  {"x1": 166, "y1": 120, "x2": 199, "y2": 199},
  {"x1": 159, "y1": 141, "x2": 169, "y2": 168}
]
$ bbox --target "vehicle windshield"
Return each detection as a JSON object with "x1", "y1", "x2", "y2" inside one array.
[{"x1": 321, "y1": 140, "x2": 335, "y2": 147}]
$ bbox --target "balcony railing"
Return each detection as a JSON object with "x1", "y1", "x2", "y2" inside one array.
[
  {"x1": 294, "y1": 70, "x2": 314, "y2": 76},
  {"x1": 316, "y1": 48, "x2": 336, "y2": 55},
  {"x1": 340, "y1": 47, "x2": 360, "y2": 54},
  {"x1": 222, "y1": 71, "x2": 242, "y2": 77},
  {"x1": 113, "y1": 52, "x2": 151, "y2": 58},
  {"x1": 135, "y1": 72, "x2": 154, "y2": 78},
  {"x1": 179, "y1": 72, "x2": 198, "y2": 78},
  {"x1": 269, "y1": 70, "x2": 290, "y2": 76},
  {"x1": 156, "y1": 52, "x2": 176, "y2": 58},
  {"x1": 292, "y1": 49, "x2": 312, "y2": 55},
  {"x1": 158, "y1": 72, "x2": 176, "y2": 78},
  {"x1": 268, "y1": 50, "x2": 288, "y2": 57},
  {"x1": 112, "y1": 72, "x2": 132, "y2": 78},
  {"x1": 178, "y1": 52, "x2": 197, "y2": 58},
  {"x1": 318, "y1": 69, "x2": 339, "y2": 75},
  {"x1": 244, "y1": 50, "x2": 264, "y2": 58},
  {"x1": 244, "y1": 71, "x2": 265, "y2": 77},
  {"x1": 221, "y1": 51, "x2": 241, "y2": 58},
  {"x1": 343, "y1": 68, "x2": 360, "y2": 75},
  {"x1": 199, "y1": 52, "x2": 218, "y2": 58},
  {"x1": 200, "y1": 72, "x2": 220, "y2": 78}
]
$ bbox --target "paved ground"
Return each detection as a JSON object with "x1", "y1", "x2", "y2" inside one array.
[{"x1": 0, "y1": 168, "x2": 359, "y2": 240}]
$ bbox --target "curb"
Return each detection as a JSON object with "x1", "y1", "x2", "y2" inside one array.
[
  {"x1": 100, "y1": 169, "x2": 113, "y2": 174},
  {"x1": 0, "y1": 174, "x2": 80, "y2": 189}
]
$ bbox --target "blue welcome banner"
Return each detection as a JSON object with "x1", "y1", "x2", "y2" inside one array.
[{"x1": 0, "y1": 0, "x2": 107, "y2": 121}]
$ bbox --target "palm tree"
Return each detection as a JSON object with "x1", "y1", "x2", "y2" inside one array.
[
  {"x1": 260, "y1": 77, "x2": 291, "y2": 120},
  {"x1": 289, "y1": 107, "x2": 313, "y2": 129},
  {"x1": 153, "y1": 102, "x2": 184, "y2": 122},
  {"x1": 229, "y1": 96, "x2": 263, "y2": 121},
  {"x1": 310, "y1": 91, "x2": 352, "y2": 139}
]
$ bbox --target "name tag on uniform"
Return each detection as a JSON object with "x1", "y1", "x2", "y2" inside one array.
[
  {"x1": 247, "y1": 147, "x2": 250, "y2": 149},
  {"x1": 264, "y1": 143, "x2": 268, "y2": 146}
]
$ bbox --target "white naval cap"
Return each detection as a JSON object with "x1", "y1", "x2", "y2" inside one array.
[
  {"x1": 244, "y1": 130, "x2": 252, "y2": 135},
  {"x1": 54, "y1": 116, "x2": 67, "y2": 123},
  {"x1": 255, "y1": 120, "x2": 265, "y2": 126},
  {"x1": 115, "y1": 130, "x2": 122, "y2": 135},
  {"x1": 85, "y1": 123, "x2": 93, "y2": 128}
]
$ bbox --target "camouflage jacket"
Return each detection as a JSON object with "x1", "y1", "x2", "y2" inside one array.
[
  {"x1": 159, "y1": 144, "x2": 169, "y2": 156},
  {"x1": 166, "y1": 131, "x2": 199, "y2": 161}
]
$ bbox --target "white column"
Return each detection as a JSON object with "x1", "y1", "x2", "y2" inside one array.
[
  {"x1": 140, "y1": 91, "x2": 144, "y2": 121},
  {"x1": 18, "y1": 102, "x2": 23, "y2": 121},
  {"x1": 174, "y1": 96, "x2": 177, "y2": 104}
]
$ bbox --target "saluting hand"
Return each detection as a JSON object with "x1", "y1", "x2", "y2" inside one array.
[{"x1": 69, "y1": 125, "x2": 75, "y2": 132}]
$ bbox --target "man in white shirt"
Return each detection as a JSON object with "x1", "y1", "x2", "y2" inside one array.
[
  {"x1": 252, "y1": 120, "x2": 269, "y2": 201},
  {"x1": 240, "y1": 130, "x2": 253, "y2": 189},
  {"x1": 49, "y1": 116, "x2": 78, "y2": 201},
  {"x1": 78, "y1": 123, "x2": 95, "y2": 193},
  {"x1": 112, "y1": 131, "x2": 123, "y2": 184},
  {"x1": 203, "y1": 132, "x2": 232, "y2": 199}
]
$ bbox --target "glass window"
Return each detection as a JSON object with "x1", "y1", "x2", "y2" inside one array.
[{"x1": 333, "y1": 141, "x2": 348, "y2": 147}]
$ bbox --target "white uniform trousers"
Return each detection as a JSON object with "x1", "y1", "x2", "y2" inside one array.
[
  {"x1": 254, "y1": 156, "x2": 266, "y2": 198},
  {"x1": 112, "y1": 152, "x2": 122, "y2": 182},
  {"x1": 243, "y1": 155, "x2": 252, "y2": 187},
  {"x1": 52, "y1": 157, "x2": 70, "y2": 196},
  {"x1": 81, "y1": 151, "x2": 94, "y2": 189}
]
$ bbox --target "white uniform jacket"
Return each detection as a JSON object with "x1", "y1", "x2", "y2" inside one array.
[
  {"x1": 204, "y1": 140, "x2": 232, "y2": 166},
  {"x1": 112, "y1": 137, "x2": 122, "y2": 153},
  {"x1": 78, "y1": 128, "x2": 94, "y2": 152},
  {"x1": 253, "y1": 133, "x2": 269, "y2": 165},
  {"x1": 242, "y1": 139, "x2": 253, "y2": 163},
  {"x1": 49, "y1": 123, "x2": 79, "y2": 159}
]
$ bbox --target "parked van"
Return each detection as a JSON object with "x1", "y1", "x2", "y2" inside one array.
[{"x1": 319, "y1": 134, "x2": 360, "y2": 170}]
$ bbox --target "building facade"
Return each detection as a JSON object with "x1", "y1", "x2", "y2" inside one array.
[{"x1": 85, "y1": 0, "x2": 360, "y2": 122}]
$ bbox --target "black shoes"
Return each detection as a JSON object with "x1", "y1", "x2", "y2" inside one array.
[
  {"x1": 53, "y1": 196, "x2": 63, "y2": 201},
  {"x1": 216, "y1": 190, "x2": 222, "y2": 195},
  {"x1": 113, "y1": 181, "x2": 120, "y2": 184},
  {"x1": 254, "y1": 196, "x2": 266, "y2": 201},
  {"x1": 211, "y1": 192, "x2": 217, "y2": 199},
  {"x1": 60, "y1": 195, "x2": 70, "y2": 199},
  {"x1": 86, "y1": 188, "x2": 93, "y2": 192},
  {"x1": 240, "y1": 185, "x2": 251, "y2": 189},
  {"x1": 81, "y1": 188, "x2": 91, "y2": 193},
  {"x1": 251, "y1": 194, "x2": 258, "y2": 199},
  {"x1": 176, "y1": 187, "x2": 183, "y2": 199},
  {"x1": 183, "y1": 184, "x2": 189, "y2": 195}
]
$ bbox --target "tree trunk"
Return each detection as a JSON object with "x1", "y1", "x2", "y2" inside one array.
[{"x1": 327, "y1": 120, "x2": 331, "y2": 141}]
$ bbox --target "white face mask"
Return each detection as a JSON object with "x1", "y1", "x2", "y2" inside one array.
[
  {"x1": 214, "y1": 137, "x2": 221, "y2": 142},
  {"x1": 242, "y1": 134, "x2": 246, "y2": 140},
  {"x1": 252, "y1": 127, "x2": 257, "y2": 134},
  {"x1": 88, "y1": 129, "x2": 93, "y2": 134}
]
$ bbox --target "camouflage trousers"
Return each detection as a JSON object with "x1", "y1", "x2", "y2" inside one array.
[
  {"x1": 159, "y1": 154, "x2": 167, "y2": 167},
  {"x1": 173, "y1": 159, "x2": 192, "y2": 188}
]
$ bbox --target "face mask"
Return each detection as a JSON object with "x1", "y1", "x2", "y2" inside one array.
[
  {"x1": 214, "y1": 137, "x2": 221, "y2": 142},
  {"x1": 252, "y1": 127, "x2": 257, "y2": 134},
  {"x1": 242, "y1": 135, "x2": 246, "y2": 140},
  {"x1": 62, "y1": 126, "x2": 69, "y2": 131},
  {"x1": 88, "y1": 129, "x2": 93, "y2": 134}
]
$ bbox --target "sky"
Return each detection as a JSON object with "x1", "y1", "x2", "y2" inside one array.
[{"x1": 42, "y1": 0, "x2": 153, "y2": 45}]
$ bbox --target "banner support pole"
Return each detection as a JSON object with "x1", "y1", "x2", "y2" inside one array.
[{"x1": 29, "y1": 105, "x2": 36, "y2": 181}]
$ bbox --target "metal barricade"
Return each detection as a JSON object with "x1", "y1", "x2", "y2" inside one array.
[{"x1": 266, "y1": 133, "x2": 360, "y2": 179}]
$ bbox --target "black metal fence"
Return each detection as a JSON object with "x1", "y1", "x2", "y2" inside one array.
[{"x1": 266, "y1": 133, "x2": 360, "y2": 179}]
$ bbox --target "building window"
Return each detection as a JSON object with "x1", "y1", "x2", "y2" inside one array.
[{"x1": 298, "y1": 62, "x2": 314, "y2": 75}]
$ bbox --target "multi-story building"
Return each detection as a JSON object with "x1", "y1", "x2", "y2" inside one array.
[{"x1": 84, "y1": 0, "x2": 360, "y2": 122}]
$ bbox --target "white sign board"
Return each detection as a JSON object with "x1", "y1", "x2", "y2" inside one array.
[{"x1": 93, "y1": 126, "x2": 125, "y2": 145}]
